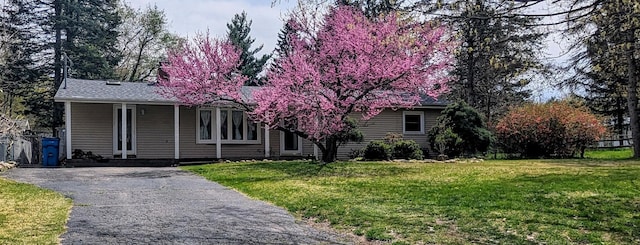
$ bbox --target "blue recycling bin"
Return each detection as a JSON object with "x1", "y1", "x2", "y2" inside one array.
[{"x1": 42, "y1": 137, "x2": 60, "y2": 166}]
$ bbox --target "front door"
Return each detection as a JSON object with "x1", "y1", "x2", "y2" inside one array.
[{"x1": 113, "y1": 105, "x2": 136, "y2": 156}]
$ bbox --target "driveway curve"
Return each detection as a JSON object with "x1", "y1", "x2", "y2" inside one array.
[{"x1": 2, "y1": 167, "x2": 351, "y2": 244}]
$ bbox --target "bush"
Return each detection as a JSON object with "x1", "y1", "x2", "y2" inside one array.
[
  {"x1": 428, "y1": 102, "x2": 494, "y2": 157},
  {"x1": 391, "y1": 140, "x2": 424, "y2": 160},
  {"x1": 348, "y1": 149, "x2": 363, "y2": 159},
  {"x1": 363, "y1": 140, "x2": 391, "y2": 160},
  {"x1": 431, "y1": 126, "x2": 462, "y2": 156},
  {"x1": 495, "y1": 102, "x2": 607, "y2": 158}
]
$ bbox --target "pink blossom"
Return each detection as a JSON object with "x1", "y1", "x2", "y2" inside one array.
[
  {"x1": 158, "y1": 32, "x2": 247, "y2": 105},
  {"x1": 252, "y1": 5, "x2": 455, "y2": 141}
]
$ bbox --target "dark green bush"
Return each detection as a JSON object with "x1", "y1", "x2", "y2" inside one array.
[
  {"x1": 363, "y1": 140, "x2": 391, "y2": 160},
  {"x1": 428, "y1": 101, "x2": 494, "y2": 157},
  {"x1": 391, "y1": 140, "x2": 424, "y2": 160}
]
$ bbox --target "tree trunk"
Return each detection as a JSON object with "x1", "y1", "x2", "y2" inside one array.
[
  {"x1": 626, "y1": 47, "x2": 640, "y2": 158},
  {"x1": 128, "y1": 39, "x2": 148, "y2": 82},
  {"x1": 617, "y1": 96, "x2": 625, "y2": 146},
  {"x1": 52, "y1": 0, "x2": 63, "y2": 136},
  {"x1": 54, "y1": 0, "x2": 62, "y2": 88},
  {"x1": 321, "y1": 137, "x2": 339, "y2": 163}
]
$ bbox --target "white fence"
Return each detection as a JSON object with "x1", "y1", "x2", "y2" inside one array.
[
  {"x1": 0, "y1": 136, "x2": 41, "y2": 165},
  {"x1": 596, "y1": 134, "x2": 633, "y2": 148}
]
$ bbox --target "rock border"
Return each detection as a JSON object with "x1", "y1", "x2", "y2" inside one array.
[{"x1": 0, "y1": 161, "x2": 17, "y2": 171}]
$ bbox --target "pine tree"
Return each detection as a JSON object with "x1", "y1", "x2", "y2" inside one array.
[
  {"x1": 563, "y1": 0, "x2": 640, "y2": 156},
  {"x1": 336, "y1": 0, "x2": 405, "y2": 17},
  {"x1": 39, "y1": 0, "x2": 123, "y2": 133},
  {"x1": 569, "y1": 31, "x2": 629, "y2": 146},
  {"x1": 58, "y1": 0, "x2": 122, "y2": 80},
  {"x1": 0, "y1": 0, "x2": 47, "y2": 117},
  {"x1": 226, "y1": 12, "x2": 270, "y2": 86},
  {"x1": 433, "y1": 0, "x2": 545, "y2": 123},
  {"x1": 273, "y1": 19, "x2": 295, "y2": 60}
]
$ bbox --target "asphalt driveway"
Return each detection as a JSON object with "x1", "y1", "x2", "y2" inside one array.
[{"x1": 2, "y1": 167, "x2": 350, "y2": 244}]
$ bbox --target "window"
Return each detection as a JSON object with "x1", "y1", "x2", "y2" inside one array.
[
  {"x1": 280, "y1": 130, "x2": 302, "y2": 155},
  {"x1": 403, "y1": 111, "x2": 424, "y2": 134},
  {"x1": 196, "y1": 108, "x2": 260, "y2": 144}
]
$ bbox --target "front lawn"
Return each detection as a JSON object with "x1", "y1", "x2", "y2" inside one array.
[
  {"x1": 0, "y1": 178, "x2": 72, "y2": 244},
  {"x1": 584, "y1": 147, "x2": 634, "y2": 159},
  {"x1": 184, "y1": 159, "x2": 640, "y2": 244}
]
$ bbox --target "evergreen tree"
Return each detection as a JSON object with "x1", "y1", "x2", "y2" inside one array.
[
  {"x1": 226, "y1": 12, "x2": 270, "y2": 86},
  {"x1": 0, "y1": 0, "x2": 47, "y2": 117},
  {"x1": 562, "y1": 0, "x2": 640, "y2": 156},
  {"x1": 432, "y1": 0, "x2": 545, "y2": 123},
  {"x1": 273, "y1": 19, "x2": 295, "y2": 60},
  {"x1": 39, "y1": 0, "x2": 123, "y2": 132},
  {"x1": 58, "y1": 0, "x2": 122, "y2": 81},
  {"x1": 336, "y1": 0, "x2": 405, "y2": 17},
  {"x1": 570, "y1": 33, "x2": 629, "y2": 146},
  {"x1": 428, "y1": 101, "x2": 494, "y2": 157}
]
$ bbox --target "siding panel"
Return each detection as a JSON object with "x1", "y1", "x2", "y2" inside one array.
[
  {"x1": 70, "y1": 103, "x2": 113, "y2": 158},
  {"x1": 137, "y1": 105, "x2": 174, "y2": 158},
  {"x1": 336, "y1": 108, "x2": 441, "y2": 160},
  {"x1": 178, "y1": 107, "x2": 272, "y2": 159}
]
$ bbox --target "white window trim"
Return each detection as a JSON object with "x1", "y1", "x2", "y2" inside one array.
[
  {"x1": 196, "y1": 107, "x2": 261, "y2": 144},
  {"x1": 280, "y1": 131, "x2": 303, "y2": 155},
  {"x1": 403, "y1": 111, "x2": 425, "y2": 135},
  {"x1": 196, "y1": 108, "x2": 215, "y2": 144},
  {"x1": 112, "y1": 104, "x2": 137, "y2": 155}
]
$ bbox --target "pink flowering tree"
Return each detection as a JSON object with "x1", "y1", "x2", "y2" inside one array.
[
  {"x1": 253, "y1": 5, "x2": 455, "y2": 162},
  {"x1": 158, "y1": 32, "x2": 247, "y2": 106},
  {"x1": 159, "y1": 6, "x2": 455, "y2": 163}
]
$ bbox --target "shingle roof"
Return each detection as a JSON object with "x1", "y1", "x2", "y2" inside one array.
[
  {"x1": 55, "y1": 78, "x2": 176, "y2": 104},
  {"x1": 54, "y1": 78, "x2": 446, "y2": 106},
  {"x1": 419, "y1": 94, "x2": 448, "y2": 106}
]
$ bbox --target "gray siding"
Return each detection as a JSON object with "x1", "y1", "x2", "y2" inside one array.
[
  {"x1": 70, "y1": 103, "x2": 113, "y2": 158},
  {"x1": 178, "y1": 107, "x2": 272, "y2": 159},
  {"x1": 137, "y1": 105, "x2": 174, "y2": 158},
  {"x1": 69, "y1": 103, "x2": 440, "y2": 160},
  {"x1": 336, "y1": 109, "x2": 440, "y2": 159}
]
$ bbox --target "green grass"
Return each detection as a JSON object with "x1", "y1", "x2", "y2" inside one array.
[
  {"x1": 0, "y1": 178, "x2": 72, "y2": 244},
  {"x1": 584, "y1": 148, "x2": 634, "y2": 159},
  {"x1": 184, "y1": 157, "x2": 640, "y2": 244}
]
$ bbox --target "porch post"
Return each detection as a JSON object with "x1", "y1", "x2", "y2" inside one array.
[
  {"x1": 65, "y1": 101, "x2": 72, "y2": 160},
  {"x1": 121, "y1": 103, "x2": 127, "y2": 159},
  {"x1": 264, "y1": 125, "x2": 270, "y2": 158},
  {"x1": 215, "y1": 107, "x2": 221, "y2": 159},
  {"x1": 174, "y1": 104, "x2": 180, "y2": 160},
  {"x1": 314, "y1": 144, "x2": 319, "y2": 160}
]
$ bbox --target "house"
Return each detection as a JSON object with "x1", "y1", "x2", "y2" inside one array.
[{"x1": 54, "y1": 78, "x2": 446, "y2": 164}]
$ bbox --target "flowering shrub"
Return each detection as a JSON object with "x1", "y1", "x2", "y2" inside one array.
[{"x1": 495, "y1": 102, "x2": 607, "y2": 158}]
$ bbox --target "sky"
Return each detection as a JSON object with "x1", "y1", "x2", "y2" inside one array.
[
  {"x1": 125, "y1": 0, "x2": 297, "y2": 57},
  {"x1": 125, "y1": 0, "x2": 573, "y2": 101}
]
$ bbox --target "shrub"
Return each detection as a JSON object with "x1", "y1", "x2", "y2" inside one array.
[
  {"x1": 363, "y1": 140, "x2": 391, "y2": 160},
  {"x1": 383, "y1": 132, "x2": 404, "y2": 145},
  {"x1": 348, "y1": 149, "x2": 363, "y2": 159},
  {"x1": 431, "y1": 126, "x2": 462, "y2": 156},
  {"x1": 495, "y1": 102, "x2": 607, "y2": 158},
  {"x1": 428, "y1": 102, "x2": 494, "y2": 157},
  {"x1": 391, "y1": 140, "x2": 424, "y2": 160}
]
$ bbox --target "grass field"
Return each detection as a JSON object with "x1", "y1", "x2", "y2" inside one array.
[
  {"x1": 584, "y1": 147, "x2": 634, "y2": 159},
  {"x1": 0, "y1": 178, "x2": 72, "y2": 244},
  {"x1": 184, "y1": 154, "x2": 640, "y2": 244}
]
